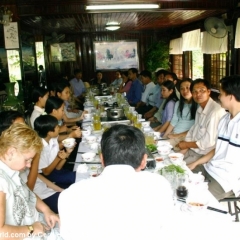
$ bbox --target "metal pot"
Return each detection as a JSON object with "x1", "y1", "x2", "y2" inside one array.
[
  {"x1": 99, "y1": 83, "x2": 107, "y2": 89},
  {"x1": 107, "y1": 107, "x2": 125, "y2": 119}
]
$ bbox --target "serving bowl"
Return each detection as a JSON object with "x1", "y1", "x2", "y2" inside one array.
[
  {"x1": 141, "y1": 121, "x2": 150, "y2": 127},
  {"x1": 157, "y1": 145, "x2": 172, "y2": 156},
  {"x1": 62, "y1": 138, "x2": 75, "y2": 148},
  {"x1": 85, "y1": 135, "x2": 97, "y2": 144},
  {"x1": 83, "y1": 113, "x2": 93, "y2": 121},
  {"x1": 81, "y1": 152, "x2": 96, "y2": 162},
  {"x1": 186, "y1": 195, "x2": 209, "y2": 211},
  {"x1": 188, "y1": 173, "x2": 205, "y2": 185},
  {"x1": 82, "y1": 129, "x2": 91, "y2": 137},
  {"x1": 168, "y1": 153, "x2": 184, "y2": 165}
]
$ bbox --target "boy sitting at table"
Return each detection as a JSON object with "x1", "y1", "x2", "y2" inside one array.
[
  {"x1": 34, "y1": 115, "x2": 89, "y2": 188},
  {"x1": 188, "y1": 75, "x2": 240, "y2": 200}
]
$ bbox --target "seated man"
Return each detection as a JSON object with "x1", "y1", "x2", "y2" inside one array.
[
  {"x1": 110, "y1": 70, "x2": 122, "y2": 88},
  {"x1": 59, "y1": 125, "x2": 173, "y2": 240},
  {"x1": 176, "y1": 79, "x2": 226, "y2": 164},
  {"x1": 135, "y1": 70, "x2": 156, "y2": 115},
  {"x1": 126, "y1": 68, "x2": 143, "y2": 106},
  {"x1": 188, "y1": 75, "x2": 240, "y2": 200}
]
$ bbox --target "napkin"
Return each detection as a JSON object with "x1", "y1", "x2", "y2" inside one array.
[{"x1": 77, "y1": 163, "x2": 88, "y2": 173}]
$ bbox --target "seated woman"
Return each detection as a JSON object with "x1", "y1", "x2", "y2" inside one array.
[
  {"x1": 118, "y1": 71, "x2": 132, "y2": 97},
  {"x1": 30, "y1": 87, "x2": 49, "y2": 128},
  {"x1": 0, "y1": 123, "x2": 60, "y2": 238},
  {"x1": 55, "y1": 81, "x2": 84, "y2": 119},
  {"x1": 45, "y1": 96, "x2": 82, "y2": 142},
  {"x1": 162, "y1": 79, "x2": 198, "y2": 147},
  {"x1": 154, "y1": 80, "x2": 178, "y2": 135}
]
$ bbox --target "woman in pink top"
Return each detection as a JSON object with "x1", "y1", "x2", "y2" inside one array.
[{"x1": 118, "y1": 71, "x2": 132, "y2": 96}]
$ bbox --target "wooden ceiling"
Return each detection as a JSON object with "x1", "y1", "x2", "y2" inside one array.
[{"x1": 2, "y1": 0, "x2": 239, "y2": 35}]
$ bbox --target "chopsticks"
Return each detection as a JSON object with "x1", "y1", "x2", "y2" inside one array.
[{"x1": 177, "y1": 198, "x2": 228, "y2": 214}]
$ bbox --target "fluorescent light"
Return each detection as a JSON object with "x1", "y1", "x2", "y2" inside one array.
[
  {"x1": 105, "y1": 22, "x2": 120, "y2": 31},
  {"x1": 105, "y1": 25, "x2": 120, "y2": 31},
  {"x1": 86, "y1": 4, "x2": 160, "y2": 10}
]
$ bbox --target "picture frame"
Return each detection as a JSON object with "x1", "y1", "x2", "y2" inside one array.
[
  {"x1": 93, "y1": 41, "x2": 139, "y2": 70},
  {"x1": 50, "y1": 42, "x2": 76, "y2": 62},
  {"x1": 4, "y1": 22, "x2": 19, "y2": 49}
]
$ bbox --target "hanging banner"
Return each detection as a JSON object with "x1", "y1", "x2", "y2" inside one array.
[{"x1": 4, "y1": 22, "x2": 19, "y2": 49}]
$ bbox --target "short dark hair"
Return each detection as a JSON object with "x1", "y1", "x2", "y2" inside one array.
[
  {"x1": 0, "y1": 110, "x2": 24, "y2": 135},
  {"x1": 121, "y1": 71, "x2": 128, "y2": 77},
  {"x1": 128, "y1": 68, "x2": 138, "y2": 74},
  {"x1": 220, "y1": 75, "x2": 240, "y2": 102},
  {"x1": 101, "y1": 125, "x2": 146, "y2": 169},
  {"x1": 155, "y1": 69, "x2": 169, "y2": 77},
  {"x1": 45, "y1": 96, "x2": 64, "y2": 114},
  {"x1": 55, "y1": 81, "x2": 70, "y2": 97},
  {"x1": 190, "y1": 79, "x2": 211, "y2": 92},
  {"x1": 32, "y1": 87, "x2": 49, "y2": 103},
  {"x1": 74, "y1": 69, "x2": 82, "y2": 75},
  {"x1": 140, "y1": 70, "x2": 152, "y2": 79},
  {"x1": 34, "y1": 115, "x2": 58, "y2": 138}
]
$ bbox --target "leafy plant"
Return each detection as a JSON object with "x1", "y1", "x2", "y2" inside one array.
[{"x1": 145, "y1": 40, "x2": 170, "y2": 74}]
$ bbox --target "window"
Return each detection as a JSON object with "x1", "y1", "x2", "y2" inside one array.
[
  {"x1": 210, "y1": 53, "x2": 226, "y2": 89},
  {"x1": 192, "y1": 50, "x2": 203, "y2": 79},
  {"x1": 172, "y1": 54, "x2": 183, "y2": 79}
]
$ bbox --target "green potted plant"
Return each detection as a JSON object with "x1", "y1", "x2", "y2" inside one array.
[{"x1": 144, "y1": 40, "x2": 170, "y2": 78}]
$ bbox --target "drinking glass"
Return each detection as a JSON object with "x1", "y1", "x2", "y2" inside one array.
[
  {"x1": 93, "y1": 119, "x2": 101, "y2": 131},
  {"x1": 93, "y1": 112, "x2": 100, "y2": 121},
  {"x1": 134, "y1": 120, "x2": 142, "y2": 130},
  {"x1": 175, "y1": 173, "x2": 188, "y2": 198},
  {"x1": 144, "y1": 132, "x2": 155, "y2": 145}
]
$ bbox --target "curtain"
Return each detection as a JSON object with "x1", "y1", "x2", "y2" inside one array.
[
  {"x1": 169, "y1": 38, "x2": 183, "y2": 54},
  {"x1": 182, "y1": 29, "x2": 201, "y2": 51},
  {"x1": 234, "y1": 18, "x2": 240, "y2": 48},
  {"x1": 202, "y1": 31, "x2": 227, "y2": 54}
]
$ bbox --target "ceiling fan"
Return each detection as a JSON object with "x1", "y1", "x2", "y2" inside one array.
[{"x1": 204, "y1": 17, "x2": 228, "y2": 38}]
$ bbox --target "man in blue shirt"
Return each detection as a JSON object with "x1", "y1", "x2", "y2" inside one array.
[
  {"x1": 126, "y1": 68, "x2": 143, "y2": 106},
  {"x1": 70, "y1": 69, "x2": 86, "y2": 106}
]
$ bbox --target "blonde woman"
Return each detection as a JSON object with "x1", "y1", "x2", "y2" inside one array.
[{"x1": 0, "y1": 124, "x2": 60, "y2": 238}]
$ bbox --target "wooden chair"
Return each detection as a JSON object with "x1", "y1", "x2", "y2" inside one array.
[{"x1": 219, "y1": 197, "x2": 240, "y2": 222}]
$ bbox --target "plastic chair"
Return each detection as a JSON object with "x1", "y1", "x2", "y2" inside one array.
[{"x1": 219, "y1": 197, "x2": 240, "y2": 222}]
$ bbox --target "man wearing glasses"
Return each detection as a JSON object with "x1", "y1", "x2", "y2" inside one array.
[{"x1": 176, "y1": 79, "x2": 226, "y2": 164}]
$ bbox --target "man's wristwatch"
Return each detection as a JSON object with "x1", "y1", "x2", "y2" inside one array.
[{"x1": 27, "y1": 225, "x2": 34, "y2": 235}]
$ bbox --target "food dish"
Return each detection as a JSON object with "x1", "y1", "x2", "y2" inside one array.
[
  {"x1": 62, "y1": 138, "x2": 75, "y2": 148},
  {"x1": 81, "y1": 152, "x2": 96, "y2": 162}
]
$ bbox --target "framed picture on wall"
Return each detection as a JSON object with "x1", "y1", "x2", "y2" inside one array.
[
  {"x1": 4, "y1": 22, "x2": 19, "y2": 49},
  {"x1": 93, "y1": 41, "x2": 139, "y2": 70},
  {"x1": 50, "y1": 42, "x2": 76, "y2": 62}
]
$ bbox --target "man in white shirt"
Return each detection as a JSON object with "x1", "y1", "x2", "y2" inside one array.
[
  {"x1": 176, "y1": 79, "x2": 226, "y2": 164},
  {"x1": 58, "y1": 125, "x2": 174, "y2": 240},
  {"x1": 136, "y1": 70, "x2": 156, "y2": 115},
  {"x1": 187, "y1": 75, "x2": 240, "y2": 200}
]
